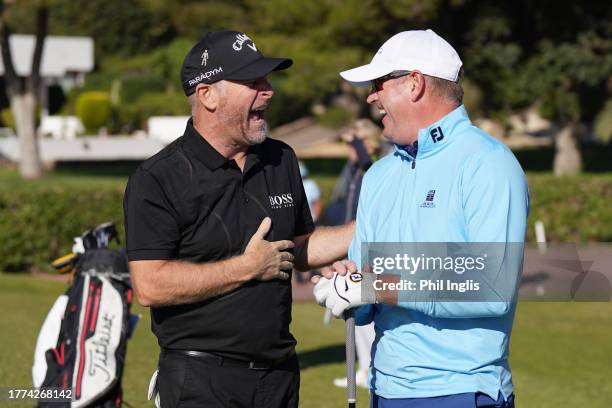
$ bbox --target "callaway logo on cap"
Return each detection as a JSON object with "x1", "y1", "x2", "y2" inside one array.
[
  {"x1": 340, "y1": 29, "x2": 463, "y2": 85},
  {"x1": 181, "y1": 30, "x2": 293, "y2": 96}
]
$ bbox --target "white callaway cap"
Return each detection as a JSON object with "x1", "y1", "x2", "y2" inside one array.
[{"x1": 340, "y1": 29, "x2": 463, "y2": 85}]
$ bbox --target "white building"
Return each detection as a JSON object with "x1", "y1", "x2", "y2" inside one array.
[
  {"x1": 147, "y1": 116, "x2": 190, "y2": 144},
  {"x1": 0, "y1": 34, "x2": 94, "y2": 118}
]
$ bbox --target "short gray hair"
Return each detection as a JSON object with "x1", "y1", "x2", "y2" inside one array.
[
  {"x1": 188, "y1": 82, "x2": 225, "y2": 115},
  {"x1": 188, "y1": 94, "x2": 198, "y2": 115},
  {"x1": 425, "y1": 67, "x2": 464, "y2": 106}
]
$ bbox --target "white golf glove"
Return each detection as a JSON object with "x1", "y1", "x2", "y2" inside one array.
[
  {"x1": 313, "y1": 272, "x2": 376, "y2": 318},
  {"x1": 147, "y1": 369, "x2": 161, "y2": 408}
]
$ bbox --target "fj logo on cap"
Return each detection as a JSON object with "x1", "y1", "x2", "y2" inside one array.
[{"x1": 233, "y1": 33, "x2": 257, "y2": 52}]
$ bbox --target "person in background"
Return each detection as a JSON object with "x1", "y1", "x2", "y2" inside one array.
[
  {"x1": 294, "y1": 161, "x2": 323, "y2": 283},
  {"x1": 299, "y1": 161, "x2": 322, "y2": 223},
  {"x1": 327, "y1": 119, "x2": 384, "y2": 389},
  {"x1": 323, "y1": 119, "x2": 385, "y2": 227}
]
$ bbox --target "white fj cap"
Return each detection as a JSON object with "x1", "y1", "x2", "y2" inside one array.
[{"x1": 340, "y1": 29, "x2": 463, "y2": 85}]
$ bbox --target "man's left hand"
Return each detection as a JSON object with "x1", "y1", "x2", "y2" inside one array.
[{"x1": 311, "y1": 259, "x2": 358, "y2": 283}]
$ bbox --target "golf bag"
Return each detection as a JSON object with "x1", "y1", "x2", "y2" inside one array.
[{"x1": 33, "y1": 223, "x2": 138, "y2": 407}]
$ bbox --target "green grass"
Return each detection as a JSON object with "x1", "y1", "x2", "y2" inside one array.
[{"x1": 1, "y1": 274, "x2": 611, "y2": 407}]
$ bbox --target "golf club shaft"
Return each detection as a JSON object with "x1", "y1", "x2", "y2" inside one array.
[{"x1": 345, "y1": 309, "x2": 356, "y2": 407}]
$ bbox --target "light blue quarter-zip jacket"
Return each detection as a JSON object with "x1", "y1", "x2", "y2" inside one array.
[{"x1": 349, "y1": 105, "x2": 530, "y2": 401}]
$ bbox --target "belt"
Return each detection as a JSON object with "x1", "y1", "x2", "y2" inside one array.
[{"x1": 162, "y1": 348, "x2": 294, "y2": 371}]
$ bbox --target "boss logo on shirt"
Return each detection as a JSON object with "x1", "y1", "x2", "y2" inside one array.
[
  {"x1": 419, "y1": 189, "x2": 436, "y2": 208},
  {"x1": 269, "y1": 193, "x2": 294, "y2": 209}
]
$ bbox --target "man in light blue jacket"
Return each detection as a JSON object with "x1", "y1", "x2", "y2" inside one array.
[{"x1": 313, "y1": 30, "x2": 529, "y2": 408}]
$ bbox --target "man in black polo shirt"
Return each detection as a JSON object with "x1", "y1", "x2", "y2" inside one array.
[{"x1": 123, "y1": 30, "x2": 354, "y2": 408}]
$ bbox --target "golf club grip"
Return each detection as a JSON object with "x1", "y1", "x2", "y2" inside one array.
[{"x1": 345, "y1": 310, "x2": 357, "y2": 407}]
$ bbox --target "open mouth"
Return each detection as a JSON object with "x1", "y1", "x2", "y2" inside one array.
[
  {"x1": 249, "y1": 106, "x2": 266, "y2": 123},
  {"x1": 376, "y1": 103, "x2": 387, "y2": 119},
  {"x1": 378, "y1": 108, "x2": 387, "y2": 124}
]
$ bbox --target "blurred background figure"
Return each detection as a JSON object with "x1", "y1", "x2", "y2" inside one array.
[
  {"x1": 322, "y1": 119, "x2": 384, "y2": 389},
  {"x1": 299, "y1": 161, "x2": 322, "y2": 223},
  {"x1": 294, "y1": 161, "x2": 322, "y2": 284},
  {"x1": 323, "y1": 119, "x2": 386, "y2": 227}
]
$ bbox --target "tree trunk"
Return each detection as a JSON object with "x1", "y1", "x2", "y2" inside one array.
[
  {"x1": 553, "y1": 122, "x2": 582, "y2": 177},
  {"x1": 12, "y1": 92, "x2": 43, "y2": 178},
  {"x1": 0, "y1": 0, "x2": 48, "y2": 179}
]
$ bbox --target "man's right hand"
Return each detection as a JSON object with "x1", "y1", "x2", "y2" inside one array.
[{"x1": 244, "y1": 217, "x2": 294, "y2": 281}]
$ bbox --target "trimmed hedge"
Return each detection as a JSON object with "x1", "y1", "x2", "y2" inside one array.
[
  {"x1": 526, "y1": 174, "x2": 612, "y2": 242},
  {"x1": 594, "y1": 99, "x2": 612, "y2": 143},
  {"x1": 0, "y1": 173, "x2": 611, "y2": 273},
  {"x1": 0, "y1": 184, "x2": 126, "y2": 273}
]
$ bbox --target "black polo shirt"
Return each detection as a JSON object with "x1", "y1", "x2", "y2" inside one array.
[{"x1": 123, "y1": 119, "x2": 314, "y2": 361}]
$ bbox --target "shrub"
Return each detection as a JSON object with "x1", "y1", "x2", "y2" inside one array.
[
  {"x1": 115, "y1": 91, "x2": 190, "y2": 133},
  {"x1": 120, "y1": 76, "x2": 166, "y2": 104},
  {"x1": 526, "y1": 173, "x2": 612, "y2": 242},
  {"x1": 134, "y1": 92, "x2": 190, "y2": 118},
  {"x1": 594, "y1": 99, "x2": 612, "y2": 144},
  {"x1": 75, "y1": 91, "x2": 111, "y2": 133},
  {"x1": 0, "y1": 184, "x2": 126, "y2": 273},
  {"x1": 1, "y1": 172, "x2": 611, "y2": 273},
  {"x1": 0, "y1": 105, "x2": 42, "y2": 131},
  {"x1": 114, "y1": 104, "x2": 142, "y2": 134},
  {"x1": 1, "y1": 108, "x2": 15, "y2": 130}
]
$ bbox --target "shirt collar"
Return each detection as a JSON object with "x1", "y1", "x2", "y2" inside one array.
[
  {"x1": 182, "y1": 118, "x2": 261, "y2": 171},
  {"x1": 393, "y1": 104, "x2": 470, "y2": 160}
]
